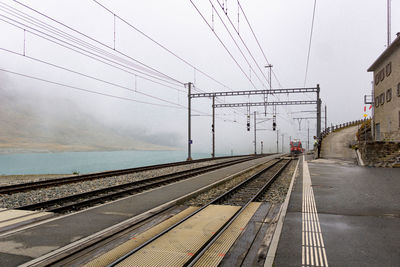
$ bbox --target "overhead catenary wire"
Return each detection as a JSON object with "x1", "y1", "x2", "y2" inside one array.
[
  {"x1": 0, "y1": 67, "x2": 183, "y2": 109},
  {"x1": 237, "y1": 0, "x2": 282, "y2": 88},
  {"x1": 89, "y1": 2, "x2": 247, "y2": 118},
  {"x1": 91, "y1": 0, "x2": 234, "y2": 92},
  {"x1": 0, "y1": 66, "x2": 238, "y2": 121},
  {"x1": 213, "y1": 0, "x2": 270, "y2": 86},
  {"x1": 7, "y1": 0, "x2": 245, "y2": 118},
  {"x1": 209, "y1": 0, "x2": 268, "y2": 89},
  {"x1": 189, "y1": 0, "x2": 257, "y2": 89},
  {"x1": 1, "y1": 1, "x2": 268, "y2": 128},
  {"x1": 6, "y1": 0, "x2": 183, "y2": 85},
  {"x1": 304, "y1": 0, "x2": 317, "y2": 87},
  {"x1": 0, "y1": 47, "x2": 187, "y2": 98},
  {"x1": 0, "y1": 14, "x2": 183, "y2": 89}
]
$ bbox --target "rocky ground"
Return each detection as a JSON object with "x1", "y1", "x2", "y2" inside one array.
[
  {"x1": 260, "y1": 159, "x2": 298, "y2": 203},
  {"x1": 184, "y1": 158, "x2": 298, "y2": 206},
  {"x1": 0, "y1": 157, "x2": 236, "y2": 209}
]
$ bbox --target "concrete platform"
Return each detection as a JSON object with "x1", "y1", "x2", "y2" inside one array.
[
  {"x1": 0, "y1": 155, "x2": 276, "y2": 266},
  {"x1": 0, "y1": 209, "x2": 53, "y2": 233},
  {"x1": 273, "y1": 155, "x2": 400, "y2": 267}
]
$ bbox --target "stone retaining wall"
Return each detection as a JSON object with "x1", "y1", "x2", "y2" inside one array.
[{"x1": 358, "y1": 141, "x2": 400, "y2": 167}]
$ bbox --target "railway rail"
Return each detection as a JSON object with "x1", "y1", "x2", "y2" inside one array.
[
  {"x1": 15, "y1": 156, "x2": 262, "y2": 213},
  {"x1": 104, "y1": 158, "x2": 291, "y2": 266},
  {"x1": 0, "y1": 155, "x2": 253, "y2": 195}
]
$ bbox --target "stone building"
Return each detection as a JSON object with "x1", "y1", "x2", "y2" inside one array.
[{"x1": 368, "y1": 33, "x2": 400, "y2": 141}]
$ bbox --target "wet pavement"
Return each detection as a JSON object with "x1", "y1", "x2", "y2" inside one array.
[{"x1": 273, "y1": 156, "x2": 400, "y2": 267}]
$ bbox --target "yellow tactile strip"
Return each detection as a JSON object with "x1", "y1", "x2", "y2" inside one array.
[
  {"x1": 194, "y1": 202, "x2": 261, "y2": 267},
  {"x1": 84, "y1": 207, "x2": 199, "y2": 267},
  {"x1": 116, "y1": 205, "x2": 240, "y2": 267}
]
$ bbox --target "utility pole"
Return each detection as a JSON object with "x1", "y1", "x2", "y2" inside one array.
[
  {"x1": 264, "y1": 64, "x2": 273, "y2": 116},
  {"x1": 281, "y1": 134, "x2": 284, "y2": 153},
  {"x1": 265, "y1": 64, "x2": 273, "y2": 89},
  {"x1": 316, "y1": 84, "x2": 321, "y2": 138},
  {"x1": 307, "y1": 125, "x2": 310, "y2": 151},
  {"x1": 211, "y1": 96, "x2": 215, "y2": 158},
  {"x1": 254, "y1": 111, "x2": 257, "y2": 154},
  {"x1": 325, "y1": 105, "x2": 327, "y2": 131},
  {"x1": 276, "y1": 129, "x2": 279, "y2": 153},
  {"x1": 187, "y1": 82, "x2": 192, "y2": 161},
  {"x1": 388, "y1": 0, "x2": 391, "y2": 46},
  {"x1": 261, "y1": 141, "x2": 263, "y2": 154}
]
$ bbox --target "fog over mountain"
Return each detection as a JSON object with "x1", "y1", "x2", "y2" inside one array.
[{"x1": 0, "y1": 73, "x2": 182, "y2": 153}]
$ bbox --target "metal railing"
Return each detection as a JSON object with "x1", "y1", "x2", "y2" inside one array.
[{"x1": 320, "y1": 119, "x2": 364, "y2": 139}]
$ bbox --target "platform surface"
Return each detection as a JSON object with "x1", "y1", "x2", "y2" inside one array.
[
  {"x1": 0, "y1": 155, "x2": 276, "y2": 266},
  {"x1": 273, "y1": 156, "x2": 400, "y2": 267},
  {"x1": 117, "y1": 204, "x2": 240, "y2": 266}
]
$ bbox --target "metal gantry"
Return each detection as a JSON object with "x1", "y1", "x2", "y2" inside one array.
[{"x1": 187, "y1": 84, "x2": 322, "y2": 159}]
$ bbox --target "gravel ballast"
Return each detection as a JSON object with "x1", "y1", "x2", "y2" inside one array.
[
  {"x1": 260, "y1": 159, "x2": 298, "y2": 203},
  {"x1": 184, "y1": 158, "x2": 298, "y2": 207},
  {"x1": 0, "y1": 157, "x2": 241, "y2": 209}
]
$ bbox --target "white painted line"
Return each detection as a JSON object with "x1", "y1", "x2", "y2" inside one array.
[
  {"x1": 264, "y1": 159, "x2": 300, "y2": 267},
  {"x1": 302, "y1": 155, "x2": 329, "y2": 267},
  {"x1": 356, "y1": 149, "x2": 365, "y2": 166}
]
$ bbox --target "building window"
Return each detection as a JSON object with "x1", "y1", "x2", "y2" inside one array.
[
  {"x1": 380, "y1": 69, "x2": 385, "y2": 81},
  {"x1": 386, "y1": 62, "x2": 392, "y2": 76},
  {"x1": 375, "y1": 96, "x2": 380, "y2": 107},
  {"x1": 375, "y1": 123, "x2": 380, "y2": 141},
  {"x1": 397, "y1": 83, "x2": 400, "y2": 97},
  {"x1": 375, "y1": 74, "x2": 380, "y2": 85},
  {"x1": 380, "y1": 93, "x2": 385, "y2": 105},
  {"x1": 386, "y1": 88, "x2": 392, "y2": 102}
]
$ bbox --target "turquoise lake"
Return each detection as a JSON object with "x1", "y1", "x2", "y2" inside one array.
[{"x1": 0, "y1": 150, "x2": 227, "y2": 175}]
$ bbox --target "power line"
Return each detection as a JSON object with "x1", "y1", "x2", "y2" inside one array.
[
  {"x1": 189, "y1": 0, "x2": 257, "y2": 89},
  {"x1": 0, "y1": 3, "x2": 181, "y2": 87},
  {"x1": 90, "y1": 1, "x2": 248, "y2": 117},
  {"x1": 0, "y1": 47, "x2": 186, "y2": 97},
  {"x1": 0, "y1": 14, "x2": 182, "y2": 89},
  {"x1": 3, "y1": 1, "x2": 246, "y2": 116},
  {"x1": 213, "y1": 0, "x2": 270, "y2": 86},
  {"x1": 210, "y1": 0, "x2": 269, "y2": 88},
  {"x1": 91, "y1": 0, "x2": 234, "y2": 91},
  {"x1": 6, "y1": 1, "x2": 183, "y2": 85},
  {"x1": 0, "y1": 67, "x2": 183, "y2": 109},
  {"x1": 237, "y1": 0, "x2": 283, "y2": 88},
  {"x1": 304, "y1": 0, "x2": 317, "y2": 87}
]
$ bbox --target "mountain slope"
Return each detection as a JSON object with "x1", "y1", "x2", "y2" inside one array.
[{"x1": 0, "y1": 87, "x2": 176, "y2": 153}]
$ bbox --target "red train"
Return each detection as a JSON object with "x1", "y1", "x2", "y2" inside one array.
[{"x1": 290, "y1": 140, "x2": 304, "y2": 155}]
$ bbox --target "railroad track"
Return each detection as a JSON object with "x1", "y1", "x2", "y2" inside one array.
[
  {"x1": 0, "y1": 155, "x2": 253, "y2": 195},
  {"x1": 103, "y1": 158, "x2": 291, "y2": 267},
  {"x1": 16, "y1": 156, "x2": 263, "y2": 213}
]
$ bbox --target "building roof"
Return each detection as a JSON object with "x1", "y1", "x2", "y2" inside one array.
[{"x1": 368, "y1": 33, "x2": 400, "y2": 72}]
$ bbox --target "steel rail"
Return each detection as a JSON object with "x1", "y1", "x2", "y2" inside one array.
[
  {"x1": 0, "y1": 155, "x2": 254, "y2": 195},
  {"x1": 107, "y1": 158, "x2": 290, "y2": 266},
  {"x1": 16, "y1": 156, "x2": 261, "y2": 213},
  {"x1": 185, "y1": 159, "x2": 291, "y2": 266}
]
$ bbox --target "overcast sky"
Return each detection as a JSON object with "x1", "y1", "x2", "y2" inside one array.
[{"x1": 0, "y1": 0, "x2": 399, "y2": 155}]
